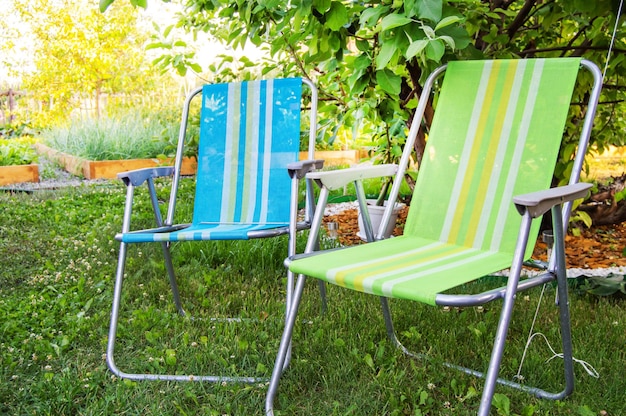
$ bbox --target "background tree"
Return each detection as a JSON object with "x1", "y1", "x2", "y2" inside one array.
[
  {"x1": 104, "y1": 0, "x2": 626, "y2": 221},
  {"x1": 105, "y1": 0, "x2": 625, "y2": 165},
  {"x1": 9, "y1": 0, "x2": 164, "y2": 125}
]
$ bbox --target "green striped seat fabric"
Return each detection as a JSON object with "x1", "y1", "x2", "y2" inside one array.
[{"x1": 289, "y1": 59, "x2": 581, "y2": 305}]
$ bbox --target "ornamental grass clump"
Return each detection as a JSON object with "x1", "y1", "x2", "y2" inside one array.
[{"x1": 42, "y1": 112, "x2": 179, "y2": 161}]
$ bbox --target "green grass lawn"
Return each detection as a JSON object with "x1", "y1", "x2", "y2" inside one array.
[{"x1": 1, "y1": 179, "x2": 624, "y2": 415}]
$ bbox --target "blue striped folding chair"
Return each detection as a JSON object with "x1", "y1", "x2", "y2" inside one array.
[
  {"x1": 266, "y1": 59, "x2": 602, "y2": 414},
  {"x1": 106, "y1": 78, "x2": 322, "y2": 383}
]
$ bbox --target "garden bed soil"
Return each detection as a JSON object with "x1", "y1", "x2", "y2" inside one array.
[{"x1": 323, "y1": 205, "x2": 626, "y2": 270}]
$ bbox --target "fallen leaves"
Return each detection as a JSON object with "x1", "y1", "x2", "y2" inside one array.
[{"x1": 323, "y1": 206, "x2": 626, "y2": 269}]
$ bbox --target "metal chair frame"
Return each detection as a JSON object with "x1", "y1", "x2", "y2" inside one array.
[
  {"x1": 265, "y1": 60, "x2": 602, "y2": 415},
  {"x1": 106, "y1": 78, "x2": 322, "y2": 383}
]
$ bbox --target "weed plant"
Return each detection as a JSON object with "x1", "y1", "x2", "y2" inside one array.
[
  {"x1": 42, "y1": 112, "x2": 180, "y2": 161},
  {"x1": 0, "y1": 180, "x2": 624, "y2": 415}
]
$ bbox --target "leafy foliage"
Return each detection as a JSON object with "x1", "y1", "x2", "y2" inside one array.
[
  {"x1": 0, "y1": 120, "x2": 36, "y2": 140},
  {"x1": 179, "y1": 0, "x2": 470, "y2": 163},
  {"x1": 0, "y1": 137, "x2": 39, "y2": 166},
  {"x1": 6, "y1": 0, "x2": 169, "y2": 126},
  {"x1": 107, "y1": 0, "x2": 626, "y2": 189}
]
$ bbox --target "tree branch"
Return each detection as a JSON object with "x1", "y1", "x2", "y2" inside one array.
[{"x1": 507, "y1": 0, "x2": 537, "y2": 39}]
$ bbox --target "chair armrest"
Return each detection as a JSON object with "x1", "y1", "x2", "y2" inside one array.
[
  {"x1": 287, "y1": 159, "x2": 325, "y2": 179},
  {"x1": 306, "y1": 164, "x2": 398, "y2": 191},
  {"x1": 513, "y1": 182, "x2": 592, "y2": 218},
  {"x1": 117, "y1": 167, "x2": 175, "y2": 186}
]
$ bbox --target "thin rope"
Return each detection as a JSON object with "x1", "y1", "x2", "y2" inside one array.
[
  {"x1": 514, "y1": 284, "x2": 599, "y2": 382},
  {"x1": 603, "y1": 0, "x2": 624, "y2": 80}
]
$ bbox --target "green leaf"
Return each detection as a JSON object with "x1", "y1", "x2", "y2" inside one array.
[
  {"x1": 435, "y1": 15, "x2": 462, "y2": 31},
  {"x1": 376, "y1": 69, "x2": 401, "y2": 96},
  {"x1": 163, "y1": 25, "x2": 174, "y2": 39},
  {"x1": 363, "y1": 353, "x2": 374, "y2": 369},
  {"x1": 145, "y1": 42, "x2": 167, "y2": 51},
  {"x1": 313, "y1": 0, "x2": 331, "y2": 14},
  {"x1": 492, "y1": 393, "x2": 510, "y2": 415},
  {"x1": 326, "y1": 2, "x2": 348, "y2": 31},
  {"x1": 256, "y1": 362, "x2": 268, "y2": 373},
  {"x1": 520, "y1": 405, "x2": 536, "y2": 416},
  {"x1": 576, "y1": 210, "x2": 593, "y2": 228},
  {"x1": 615, "y1": 188, "x2": 626, "y2": 203},
  {"x1": 419, "y1": 390, "x2": 429, "y2": 405},
  {"x1": 576, "y1": 405, "x2": 597, "y2": 416},
  {"x1": 375, "y1": 41, "x2": 397, "y2": 69},
  {"x1": 353, "y1": 54, "x2": 372, "y2": 71},
  {"x1": 422, "y1": 24, "x2": 436, "y2": 39},
  {"x1": 406, "y1": 39, "x2": 428, "y2": 59},
  {"x1": 99, "y1": 0, "x2": 115, "y2": 12},
  {"x1": 586, "y1": 277, "x2": 622, "y2": 296},
  {"x1": 380, "y1": 14, "x2": 413, "y2": 32},
  {"x1": 189, "y1": 63, "x2": 203, "y2": 73},
  {"x1": 439, "y1": 35, "x2": 456, "y2": 50},
  {"x1": 131, "y1": 0, "x2": 147, "y2": 8},
  {"x1": 333, "y1": 338, "x2": 345, "y2": 347},
  {"x1": 574, "y1": 0, "x2": 596, "y2": 12},
  {"x1": 355, "y1": 39, "x2": 370, "y2": 51},
  {"x1": 347, "y1": 71, "x2": 369, "y2": 95},
  {"x1": 416, "y1": 0, "x2": 442, "y2": 23},
  {"x1": 165, "y1": 349, "x2": 177, "y2": 366},
  {"x1": 425, "y1": 39, "x2": 445, "y2": 61},
  {"x1": 360, "y1": 6, "x2": 389, "y2": 27}
]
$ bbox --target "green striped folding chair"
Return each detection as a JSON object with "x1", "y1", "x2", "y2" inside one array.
[
  {"x1": 106, "y1": 78, "x2": 323, "y2": 383},
  {"x1": 266, "y1": 59, "x2": 602, "y2": 415}
]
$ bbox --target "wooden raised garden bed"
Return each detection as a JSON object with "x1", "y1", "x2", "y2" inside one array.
[
  {"x1": 0, "y1": 164, "x2": 40, "y2": 186},
  {"x1": 35, "y1": 144, "x2": 197, "y2": 180},
  {"x1": 299, "y1": 149, "x2": 368, "y2": 166}
]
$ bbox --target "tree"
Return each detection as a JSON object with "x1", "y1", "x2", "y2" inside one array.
[
  {"x1": 9, "y1": 0, "x2": 160, "y2": 124},
  {"x1": 105, "y1": 0, "x2": 626, "y2": 222},
  {"x1": 105, "y1": 1, "x2": 625, "y2": 161}
]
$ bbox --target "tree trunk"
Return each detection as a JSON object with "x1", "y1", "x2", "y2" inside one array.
[{"x1": 579, "y1": 174, "x2": 626, "y2": 225}]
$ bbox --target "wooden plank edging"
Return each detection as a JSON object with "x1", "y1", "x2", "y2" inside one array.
[
  {"x1": 0, "y1": 164, "x2": 39, "y2": 186},
  {"x1": 35, "y1": 144, "x2": 197, "y2": 179}
]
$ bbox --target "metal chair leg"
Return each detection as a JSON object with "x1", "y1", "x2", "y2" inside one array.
[
  {"x1": 160, "y1": 241, "x2": 185, "y2": 316},
  {"x1": 106, "y1": 241, "x2": 129, "y2": 379},
  {"x1": 265, "y1": 273, "x2": 308, "y2": 416}
]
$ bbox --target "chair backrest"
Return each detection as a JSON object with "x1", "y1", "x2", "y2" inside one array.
[
  {"x1": 190, "y1": 78, "x2": 304, "y2": 226},
  {"x1": 403, "y1": 59, "x2": 583, "y2": 255}
]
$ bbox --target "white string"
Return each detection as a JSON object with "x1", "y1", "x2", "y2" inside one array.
[
  {"x1": 514, "y1": 285, "x2": 599, "y2": 382},
  {"x1": 514, "y1": 284, "x2": 547, "y2": 380},
  {"x1": 603, "y1": 0, "x2": 624, "y2": 80},
  {"x1": 513, "y1": 2, "x2": 621, "y2": 384}
]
